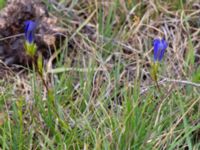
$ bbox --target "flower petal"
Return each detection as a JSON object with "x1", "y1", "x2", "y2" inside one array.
[
  {"x1": 153, "y1": 39, "x2": 161, "y2": 61},
  {"x1": 24, "y1": 20, "x2": 37, "y2": 43},
  {"x1": 153, "y1": 38, "x2": 167, "y2": 62},
  {"x1": 158, "y1": 39, "x2": 167, "y2": 61}
]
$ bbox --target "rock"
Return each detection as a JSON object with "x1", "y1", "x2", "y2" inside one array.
[{"x1": 0, "y1": 0, "x2": 66, "y2": 65}]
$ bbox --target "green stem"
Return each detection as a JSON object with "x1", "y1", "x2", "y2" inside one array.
[{"x1": 151, "y1": 62, "x2": 161, "y2": 93}]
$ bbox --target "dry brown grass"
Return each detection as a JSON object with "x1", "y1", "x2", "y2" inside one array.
[
  {"x1": 0, "y1": 0, "x2": 200, "y2": 149},
  {"x1": 1, "y1": 0, "x2": 200, "y2": 111}
]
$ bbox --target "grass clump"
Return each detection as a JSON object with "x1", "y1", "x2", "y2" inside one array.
[{"x1": 0, "y1": 0, "x2": 200, "y2": 149}]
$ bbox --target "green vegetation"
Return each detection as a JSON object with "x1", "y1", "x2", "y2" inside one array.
[
  {"x1": 0, "y1": 0, "x2": 5, "y2": 9},
  {"x1": 0, "y1": 0, "x2": 200, "y2": 149}
]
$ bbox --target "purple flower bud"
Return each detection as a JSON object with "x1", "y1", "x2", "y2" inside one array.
[
  {"x1": 153, "y1": 38, "x2": 167, "y2": 62},
  {"x1": 24, "y1": 20, "x2": 37, "y2": 43}
]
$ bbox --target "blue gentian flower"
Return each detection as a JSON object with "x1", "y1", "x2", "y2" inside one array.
[
  {"x1": 24, "y1": 20, "x2": 37, "y2": 43},
  {"x1": 153, "y1": 38, "x2": 167, "y2": 62}
]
